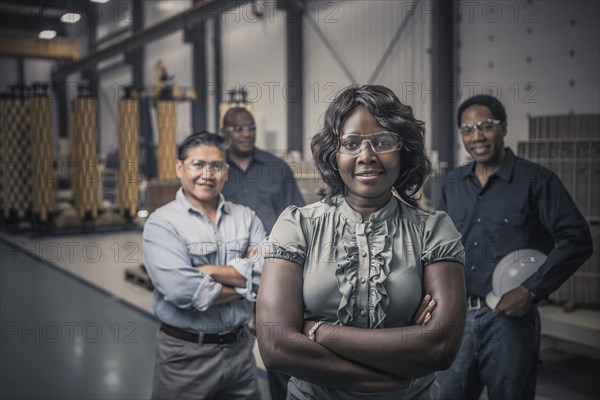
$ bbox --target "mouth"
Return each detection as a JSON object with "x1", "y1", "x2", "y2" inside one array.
[
  {"x1": 470, "y1": 144, "x2": 490, "y2": 156},
  {"x1": 196, "y1": 180, "x2": 216, "y2": 188},
  {"x1": 354, "y1": 170, "x2": 383, "y2": 183}
]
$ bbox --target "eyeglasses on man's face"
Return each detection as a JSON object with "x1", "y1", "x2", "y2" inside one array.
[
  {"x1": 183, "y1": 160, "x2": 228, "y2": 172},
  {"x1": 338, "y1": 131, "x2": 403, "y2": 156},
  {"x1": 224, "y1": 125, "x2": 256, "y2": 134},
  {"x1": 459, "y1": 119, "x2": 502, "y2": 136}
]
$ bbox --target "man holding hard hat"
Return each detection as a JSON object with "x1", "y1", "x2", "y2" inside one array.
[{"x1": 436, "y1": 94, "x2": 593, "y2": 400}]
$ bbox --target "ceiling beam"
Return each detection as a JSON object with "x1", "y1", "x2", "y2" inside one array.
[
  {"x1": 0, "y1": 35, "x2": 78, "y2": 60},
  {"x1": 54, "y1": 0, "x2": 250, "y2": 79},
  {"x1": 0, "y1": 13, "x2": 67, "y2": 36}
]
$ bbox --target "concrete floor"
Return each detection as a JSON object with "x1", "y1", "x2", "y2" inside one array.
[
  {"x1": 1, "y1": 238, "x2": 157, "y2": 399},
  {"x1": 1, "y1": 231, "x2": 599, "y2": 399}
]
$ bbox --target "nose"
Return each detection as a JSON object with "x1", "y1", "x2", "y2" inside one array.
[
  {"x1": 356, "y1": 140, "x2": 377, "y2": 163},
  {"x1": 471, "y1": 127, "x2": 486, "y2": 141},
  {"x1": 201, "y1": 166, "x2": 216, "y2": 177}
]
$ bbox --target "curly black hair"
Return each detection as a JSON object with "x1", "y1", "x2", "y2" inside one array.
[
  {"x1": 310, "y1": 85, "x2": 431, "y2": 207},
  {"x1": 457, "y1": 94, "x2": 507, "y2": 127}
]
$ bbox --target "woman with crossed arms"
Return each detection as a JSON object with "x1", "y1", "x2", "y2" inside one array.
[{"x1": 257, "y1": 85, "x2": 466, "y2": 399}]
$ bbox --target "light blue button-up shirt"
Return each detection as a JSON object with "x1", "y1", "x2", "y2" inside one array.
[{"x1": 143, "y1": 188, "x2": 265, "y2": 333}]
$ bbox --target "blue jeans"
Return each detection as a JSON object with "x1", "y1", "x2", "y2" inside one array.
[{"x1": 436, "y1": 303, "x2": 540, "y2": 400}]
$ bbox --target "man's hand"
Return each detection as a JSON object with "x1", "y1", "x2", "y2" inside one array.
[
  {"x1": 413, "y1": 294, "x2": 436, "y2": 325},
  {"x1": 245, "y1": 246, "x2": 259, "y2": 259},
  {"x1": 494, "y1": 285, "x2": 532, "y2": 317}
]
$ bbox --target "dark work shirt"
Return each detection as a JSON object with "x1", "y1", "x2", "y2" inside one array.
[
  {"x1": 438, "y1": 148, "x2": 593, "y2": 300},
  {"x1": 222, "y1": 148, "x2": 305, "y2": 233}
]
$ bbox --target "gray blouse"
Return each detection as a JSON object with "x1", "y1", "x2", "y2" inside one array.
[{"x1": 263, "y1": 195, "x2": 464, "y2": 399}]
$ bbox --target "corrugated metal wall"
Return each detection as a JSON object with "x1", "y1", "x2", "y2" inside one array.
[
  {"x1": 303, "y1": 0, "x2": 432, "y2": 156},
  {"x1": 220, "y1": 2, "x2": 287, "y2": 153},
  {"x1": 456, "y1": 0, "x2": 600, "y2": 164},
  {"x1": 218, "y1": 0, "x2": 432, "y2": 157}
]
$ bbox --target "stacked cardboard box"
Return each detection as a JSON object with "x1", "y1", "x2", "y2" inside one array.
[{"x1": 518, "y1": 114, "x2": 600, "y2": 307}]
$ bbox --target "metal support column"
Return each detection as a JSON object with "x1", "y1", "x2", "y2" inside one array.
[
  {"x1": 54, "y1": 78, "x2": 68, "y2": 138},
  {"x1": 185, "y1": 2, "x2": 207, "y2": 132},
  {"x1": 284, "y1": 1, "x2": 304, "y2": 154},
  {"x1": 82, "y1": 7, "x2": 98, "y2": 98},
  {"x1": 128, "y1": 1, "x2": 145, "y2": 92},
  {"x1": 430, "y1": 0, "x2": 455, "y2": 166},
  {"x1": 125, "y1": 1, "x2": 154, "y2": 179},
  {"x1": 213, "y1": 15, "x2": 223, "y2": 131}
]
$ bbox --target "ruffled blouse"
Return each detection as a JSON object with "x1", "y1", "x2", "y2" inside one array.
[{"x1": 264, "y1": 195, "x2": 464, "y2": 329}]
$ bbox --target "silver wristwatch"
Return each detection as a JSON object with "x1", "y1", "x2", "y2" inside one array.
[{"x1": 307, "y1": 321, "x2": 326, "y2": 341}]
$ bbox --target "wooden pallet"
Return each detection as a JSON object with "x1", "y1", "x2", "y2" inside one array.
[{"x1": 124, "y1": 265, "x2": 154, "y2": 291}]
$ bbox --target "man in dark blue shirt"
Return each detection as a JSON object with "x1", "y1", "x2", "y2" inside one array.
[
  {"x1": 436, "y1": 95, "x2": 593, "y2": 400},
  {"x1": 220, "y1": 106, "x2": 304, "y2": 399},
  {"x1": 221, "y1": 107, "x2": 305, "y2": 233}
]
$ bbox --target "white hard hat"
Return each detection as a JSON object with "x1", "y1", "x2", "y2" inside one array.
[{"x1": 485, "y1": 249, "x2": 546, "y2": 309}]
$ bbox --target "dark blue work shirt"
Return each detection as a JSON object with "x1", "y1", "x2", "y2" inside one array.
[
  {"x1": 222, "y1": 148, "x2": 305, "y2": 233},
  {"x1": 438, "y1": 148, "x2": 593, "y2": 300}
]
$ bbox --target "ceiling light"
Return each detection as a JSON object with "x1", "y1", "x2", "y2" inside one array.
[
  {"x1": 39, "y1": 30, "x2": 57, "y2": 40},
  {"x1": 60, "y1": 13, "x2": 81, "y2": 23},
  {"x1": 90, "y1": 0, "x2": 111, "y2": 3}
]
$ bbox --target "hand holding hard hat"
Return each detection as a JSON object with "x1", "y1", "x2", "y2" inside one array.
[{"x1": 485, "y1": 249, "x2": 547, "y2": 311}]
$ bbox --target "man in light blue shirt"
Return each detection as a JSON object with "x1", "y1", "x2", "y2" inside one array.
[{"x1": 143, "y1": 132, "x2": 265, "y2": 399}]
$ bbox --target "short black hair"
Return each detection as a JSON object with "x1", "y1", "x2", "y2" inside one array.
[
  {"x1": 457, "y1": 94, "x2": 507, "y2": 127},
  {"x1": 222, "y1": 107, "x2": 254, "y2": 127},
  {"x1": 311, "y1": 84, "x2": 431, "y2": 208},
  {"x1": 178, "y1": 131, "x2": 229, "y2": 160}
]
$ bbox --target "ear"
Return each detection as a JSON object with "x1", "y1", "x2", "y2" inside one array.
[
  {"x1": 500, "y1": 121, "x2": 508, "y2": 137},
  {"x1": 175, "y1": 159, "x2": 184, "y2": 179}
]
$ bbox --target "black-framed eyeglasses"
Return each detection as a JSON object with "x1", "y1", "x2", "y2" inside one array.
[
  {"x1": 183, "y1": 160, "x2": 228, "y2": 172},
  {"x1": 339, "y1": 131, "x2": 402, "y2": 155},
  {"x1": 459, "y1": 119, "x2": 502, "y2": 136},
  {"x1": 224, "y1": 125, "x2": 256, "y2": 134}
]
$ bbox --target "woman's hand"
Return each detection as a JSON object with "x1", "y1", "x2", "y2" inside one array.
[
  {"x1": 302, "y1": 320, "x2": 315, "y2": 336},
  {"x1": 413, "y1": 294, "x2": 436, "y2": 325},
  {"x1": 297, "y1": 262, "x2": 466, "y2": 378},
  {"x1": 302, "y1": 293, "x2": 436, "y2": 339}
]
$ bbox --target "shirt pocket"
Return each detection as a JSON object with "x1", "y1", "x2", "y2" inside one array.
[
  {"x1": 186, "y1": 242, "x2": 217, "y2": 266},
  {"x1": 223, "y1": 237, "x2": 251, "y2": 263},
  {"x1": 491, "y1": 210, "x2": 528, "y2": 249}
]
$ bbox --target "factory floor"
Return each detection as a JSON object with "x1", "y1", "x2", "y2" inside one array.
[{"x1": 1, "y1": 231, "x2": 599, "y2": 400}]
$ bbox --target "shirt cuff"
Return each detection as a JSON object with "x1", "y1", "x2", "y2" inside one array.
[
  {"x1": 522, "y1": 283, "x2": 541, "y2": 303},
  {"x1": 193, "y1": 275, "x2": 222, "y2": 311},
  {"x1": 229, "y1": 259, "x2": 257, "y2": 301}
]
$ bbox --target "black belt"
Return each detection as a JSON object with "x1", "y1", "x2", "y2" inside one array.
[
  {"x1": 467, "y1": 296, "x2": 484, "y2": 310},
  {"x1": 160, "y1": 323, "x2": 243, "y2": 345}
]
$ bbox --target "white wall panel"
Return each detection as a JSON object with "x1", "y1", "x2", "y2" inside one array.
[
  {"x1": 304, "y1": 0, "x2": 432, "y2": 158},
  {"x1": 144, "y1": 0, "x2": 192, "y2": 25},
  {"x1": 220, "y1": 3, "x2": 287, "y2": 154},
  {"x1": 24, "y1": 60, "x2": 54, "y2": 84},
  {"x1": 457, "y1": 0, "x2": 600, "y2": 163},
  {"x1": 98, "y1": 65, "x2": 131, "y2": 158},
  {"x1": 0, "y1": 58, "x2": 19, "y2": 89},
  {"x1": 144, "y1": 1, "x2": 194, "y2": 144}
]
